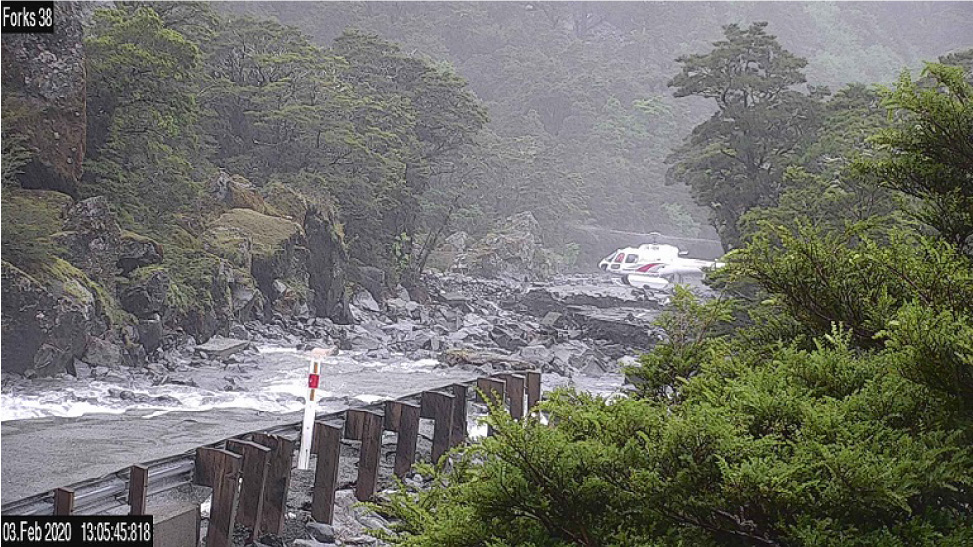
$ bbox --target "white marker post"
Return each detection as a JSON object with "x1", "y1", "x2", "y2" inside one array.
[{"x1": 298, "y1": 347, "x2": 334, "y2": 470}]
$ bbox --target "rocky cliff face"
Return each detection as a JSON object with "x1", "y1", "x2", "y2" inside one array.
[
  {"x1": 1, "y1": 9, "x2": 358, "y2": 377},
  {"x1": 306, "y1": 203, "x2": 352, "y2": 324},
  {"x1": 454, "y1": 212, "x2": 555, "y2": 282},
  {"x1": 1, "y1": 262, "x2": 111, "y2": 377},
  {"x1": 1, "y1": 2, "x2": 86, "y2": 196}
]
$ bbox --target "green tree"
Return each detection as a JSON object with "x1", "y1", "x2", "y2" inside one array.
[
  {"x1": 667, "y1": 22, "x2": 824, "y2": 249},
  {"x1": 83, "y1": 6, "x2": 202, "y2": 228},
  {"x1": 369, "y1": 54, "x2": 973, "y2": 547},
  {"x1": 856, "y1": 63, "x2": 973, "y2": 252}
]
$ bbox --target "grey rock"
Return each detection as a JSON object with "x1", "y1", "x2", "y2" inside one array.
[
  {"x1": 137, "y1": 316, "x2": 164, "y2": 353},
  {"x1": 517, "y1": 345, "x2": 554, "y2": 367},
  {"x1": 439, "y1": 349, "x2": 533, "y2": 371},
  {"x1": 228, "y1": 323, "x2": 250, "y2": 340},
  {"x1": 82, "y1": 338, "x2": 123, "y2": 368},
  {"x1": 68, "y1": 359, "x2": 91, "y2": 379},
  {"x1": 397, "y1": 285, "x2": 411, "y2": 301},
  {"x1": 352, "y1": 290, "x2": 381, "y2": 313},
  {"x1": 540, "y1": 311, "x2": 563, "y2": 327},
  {"x1": 443, "y1": 231, "x2": 469, "y2": 252},
  {"x1": 194, "y1": 336, "x2": 250, "y2": 359},
  {"x1": 119, "y1": 269, "x2": 170, "y2": 318},
  {"x1": 355, "y1": 265, "x2": 386, "y2": 303},
  {"x1": 306, "y1": 522, "x2": 335, "y2": 543}
]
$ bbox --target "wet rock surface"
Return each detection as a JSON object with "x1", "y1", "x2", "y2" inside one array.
[
  {"x1": 3, "y1": 272, "x2": 667, "y2": 417},
  {"x1": 453, "y1": 212, "x2": 555, "y2": 282},
  {"x1": 2, "y1": 270, "x2": 679, "y2": 510},
  {"x1": 1, "y1": 2, "x2": 87, "y2": 196}
]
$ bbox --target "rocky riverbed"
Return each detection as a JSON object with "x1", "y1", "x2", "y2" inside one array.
[
  {"x1": 2, "y1": 273, "x2": 665, "y2": 422},
  {"x1": 1, "y1": 273, "x2": 670, "y2": 508}
]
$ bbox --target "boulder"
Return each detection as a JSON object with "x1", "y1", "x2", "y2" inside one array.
[
  {"x1": 207, "y1": 208, "x2": 308, "y2": 319},
  {"x1": 207, "y1": 171, "x2": 271, "y2": 214},
  {"x1": 443, "y1": 231, "x2": 469, "y2": 252},
  {"x1": 117, "y1": 232, "x2": 163, "y2": 275},
  {"x1": 228, "y1": 272, "x2": 262, "y2": 321},
  {"x1": 520, "y1": 284, "x2": 661, "y2": 316},
  {"x1": 305, "y1": 202, "x2": 351, "y2": 323},
  {"x1": 195, "y1": 336, "x2": 250, "y2": 359},
  {"x1": 1, "y1": 260, "x2": 110, "y2": 377},
  {"x1": 355, "y1": 265, "x2": 387, "y2": 303},
  {"x1": 119, "y1": 269, "x2": 169, "y2": 319},
  {"x1": 82, "y1": 337, "x2": 123, "y2": 369},
  {"x1": 567, "y1": 306, "x2": 663, "y2": 349},
  {"x1": 439, "y1": 349, "x2": 534, "y2": 372},
  {"x1": 68, "y1": 359, "x2": 92, "y2": 379},
  {"x1": 516, "y1": 345, "x2": 555, "y2": 368},
  {"x1": 305, "y1": 522, "x2": 336, "y2": 544},
  {"x1": 1, "y1": 2, "x2": 86, "y2": 196},
  {"x1": 137, "y1": 316, "x2": 164, "y2": 353},
  {"x1": 455, "y1": 212, "x2": 554, "y2": 282},
  {"x1": 352, "y1": 290, "x2": 381, "y2": 313},
  {"x1": 490, "y1": 321, "x2": 537, "y2": 351},
  {"x1": 228, "y1": 323, "x2": 250, "y2": 340},
  {"x1": 56, "y1": 196, "x2": 122, "y2": 292}
]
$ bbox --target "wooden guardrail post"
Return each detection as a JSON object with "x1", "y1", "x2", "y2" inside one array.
[
  {"x1": 311, "y1": 421, "x2": 342, "y2": 524},
  {"x1": 250, "y1": 433, "x2": 294, "y2": 536},
  {"x1": 345, "y1": 409, "x2": 384, "y2": 502},
  {"x1": 128, "y1": 464, "x2": 149, "y2": 515},
  {"x1": 195, "y1": 448, "x2": 242, "y2": 547},
  {"x1": 526, "y1": 371, "x2": 542, "y2": 410},
  {"x1": 385, "y1": 400, "x2": 421, "y2": 478},
  {"x1": 226, "y1": 439, "x2": 271, "y2": 540},
  {"x1": 420, "y1": 391, "x2": 455, "y2": 464},
  {"x1": 450, "y1": 384, "x2": 468, "y2": 447},
  {"x1": 53, "y1": 487, "x2": 74, "y2": 516},
  {"x1": 498, "y1": 374, "x2": 526, "y2": 420},
  {"x1": 476, "y1": 377, "x2": 506, "y2": 436}
]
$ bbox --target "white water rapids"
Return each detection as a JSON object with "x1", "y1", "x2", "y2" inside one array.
[
  {"x1": 0, "y1": 344, "x2": 625, "y2": 422},
  {"x1": 1, "y1": 345, "x2": 458, "y2": 422}
]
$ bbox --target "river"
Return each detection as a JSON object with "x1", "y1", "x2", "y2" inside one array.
[{"x1": 1, "y1": 343, "x2": 624, "y2": 504}]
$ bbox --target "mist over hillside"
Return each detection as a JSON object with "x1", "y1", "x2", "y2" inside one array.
[{"x1": 228, "y1": 1, "x2": 972, "y2": 241}]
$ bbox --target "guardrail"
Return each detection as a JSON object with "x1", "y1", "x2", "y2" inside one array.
[{"x1": 2, "y1": 370, "x2": 543, "y2": 547}]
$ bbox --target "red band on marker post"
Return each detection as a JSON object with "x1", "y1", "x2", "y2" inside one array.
[{"x1": 308, "y1": 374, "x2": 320, "y2": 389}]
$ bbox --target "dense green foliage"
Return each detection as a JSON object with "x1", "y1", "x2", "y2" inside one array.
[
  {"x1": 72, "y1": 2, "x2": 488, "y2": 283},
  {"x1": 369, "y1": 58, "x2": 973, "y2": 547},
  {"x1": 83, "y1": 6, "x2": 203, "y2": 228},
  {"x1": 666, "y1": 22, "x2": 823, "y2": 248}
]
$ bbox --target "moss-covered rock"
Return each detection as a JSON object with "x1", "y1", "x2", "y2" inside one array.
[
  {"x1": 117, "y1": 231, "x2": 163, "y2": 275},
  {"x1": 0, "y1": 188, "x2": 73, "y2": 270},
  {"x1": 455, "y1": 212, "x2": 554, "y2": 282},
  {"x1": 207, "y1": 208, "x2": 308, "y2": 317},
  {"x1": 118, "y1": 268, "x2": 169, "y2": 319},
  {"x1": 262, "y1": 182, "x2": 309, "y2": 221},
  {"x1": 1, "y1": 260, "x2": 111, "y2": 377},
  {"x1": 54, "y1": 195, "x2": 122, "y2": 293},
  {"x1": 208, "y1": 171, "x2": 273, "y2": 215},
  {"x1": 210, "y1": 208, "x2": 303, "y2": 259}
]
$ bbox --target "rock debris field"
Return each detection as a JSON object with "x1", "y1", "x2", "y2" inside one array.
[{"x1": 2, "y1": 272, "x2": 683, "y2": 524}]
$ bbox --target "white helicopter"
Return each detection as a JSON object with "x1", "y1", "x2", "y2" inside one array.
[{"x1": 598, "y1": 233, "x2": 723, "y2": 290}]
